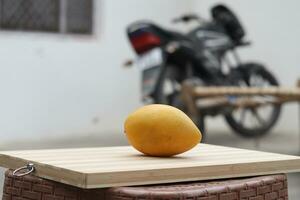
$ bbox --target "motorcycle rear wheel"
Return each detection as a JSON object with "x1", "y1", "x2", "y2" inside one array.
[{"x1": 224, "y1": 63, "x2": 281, "y2": 137}]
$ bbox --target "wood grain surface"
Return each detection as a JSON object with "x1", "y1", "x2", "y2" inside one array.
[{"x1": 0, "y1": 144, "x2": 300, "y2": 189}]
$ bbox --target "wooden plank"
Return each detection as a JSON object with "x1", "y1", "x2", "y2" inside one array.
[
  {"x1": 1, "y1": 144, "x2": 300, "y2": 189},
  {"x1": 192, "y1": 86, "x2": 300, "y2": 98},
  {"x1": 0, "y1": 154, "x2": 86, "y2": 188},
  {"x1": 181, "y1": 81, "x2": 199, "y2": 119},
  {"x1": 196, "y1": 96, "x2": 299, "y2": 109}
]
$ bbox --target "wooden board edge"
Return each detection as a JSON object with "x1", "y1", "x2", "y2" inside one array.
[
  {"x1": 0, "y1": 154, "x2": 88, "y2": 188},
  {"x1": 85, "y1": 158, "x2": 300, "y2": 188},
  {"x1": 199, "y1": 143, "x2": 300, "y2": 159}
]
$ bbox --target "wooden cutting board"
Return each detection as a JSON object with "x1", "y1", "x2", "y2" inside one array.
[{"x1": 0, "y1": 144, "x2": 300, "y2": 189}]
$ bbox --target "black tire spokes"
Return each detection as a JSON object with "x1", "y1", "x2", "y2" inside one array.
[{"x1": 250, "y1": 108, "x2": 267, "y2": 126}]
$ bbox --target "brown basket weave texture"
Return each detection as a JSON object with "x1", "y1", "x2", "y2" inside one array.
[
  {"x1": 3, "y1": 169, "x2": 288, "y2": 200},
  {"x1": 2, "y1": 170, "x2": 105, "y2": 200},
  {"x1": 106, "y1": 174, "x2": 288, "y2": 200}
]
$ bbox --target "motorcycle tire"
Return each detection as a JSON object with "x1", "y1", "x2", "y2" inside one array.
[{"x1": 224, "y1": 62, "x2": 281, "y2": 137}]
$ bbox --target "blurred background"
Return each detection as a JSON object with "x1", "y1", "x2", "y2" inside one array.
[{"x1": 0, "y1": 0, "x2": 299, "y2": 199}]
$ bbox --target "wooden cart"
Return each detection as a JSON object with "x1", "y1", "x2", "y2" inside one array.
[{"x1": 181, "y1": 79, "x2": 300, "y2": 137}]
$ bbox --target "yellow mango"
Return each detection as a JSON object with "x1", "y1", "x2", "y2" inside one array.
[{"x1": 124, "y1": 104, "x2": 202, "y2": 156}]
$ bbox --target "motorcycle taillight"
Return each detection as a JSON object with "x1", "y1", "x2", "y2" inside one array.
[{"x1": 130, "y1": 32, "x2": 161, "y2": 54}]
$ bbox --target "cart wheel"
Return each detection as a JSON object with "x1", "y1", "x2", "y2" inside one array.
[{"x1": 225, "y1": 63, "x2": 281, "y2": 137}]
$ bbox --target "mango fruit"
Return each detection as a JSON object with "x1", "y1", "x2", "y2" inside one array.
[{"x1": 124, "y1": 104, "x2": 202, "y2": 156}]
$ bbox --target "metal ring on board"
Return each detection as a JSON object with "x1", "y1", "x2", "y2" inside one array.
[{"x1": 12, "y1": 163, "x2": 35, "y2": 177}]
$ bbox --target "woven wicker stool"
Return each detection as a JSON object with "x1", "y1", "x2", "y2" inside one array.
[{"x1": 2, "y1": 169, "x2": 288, "y2": 200}]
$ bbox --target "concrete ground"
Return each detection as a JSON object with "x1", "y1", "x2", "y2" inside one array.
[{"x1": 0, "y1": 128, "x2": 299, "y2": 199}]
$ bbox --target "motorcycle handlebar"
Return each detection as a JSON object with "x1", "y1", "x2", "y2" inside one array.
[{"x1": 172, "y1": 14, "x2": 200, "y2": 24}]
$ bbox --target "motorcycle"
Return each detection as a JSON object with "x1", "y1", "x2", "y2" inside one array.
[{"x1": 125, "y1": 4, "x2": 281, "y2": 137}]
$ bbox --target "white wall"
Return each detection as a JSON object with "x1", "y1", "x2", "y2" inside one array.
[
  {"x1": 195, "y1": 0, "x2": 300, "y2": 133},
  {"x1": 0, "y1": 0, "x2": 195, "y2": 144}
]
